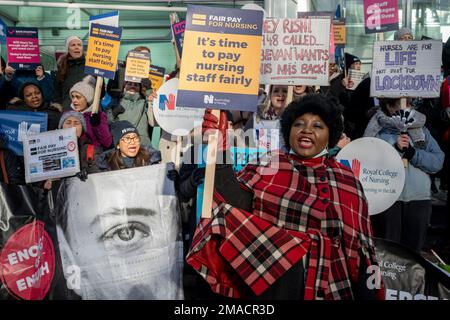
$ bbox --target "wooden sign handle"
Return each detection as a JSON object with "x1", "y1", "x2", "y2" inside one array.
[
  {"x1": 91, "y1": 76, "x2": 104, "y2": 114},
  {"x1": 286, "y1": 86, "x2": 294, "y2": 105},
  {"x1": 201, "y1": 109, "x2": 221, "y2": 219},
  {"x1": 174, "y1": 135, "x2": 182, "y2": 171}
]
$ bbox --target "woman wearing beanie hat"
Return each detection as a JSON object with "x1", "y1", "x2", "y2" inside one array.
[
  {"x1": 96, "y1": 120, "x2": 161, "y2": 171},
  {"x1": 394, "y1": 27, "x2": 413, "y2": 41},
  {"x1": 6, "y1": 81, "x2": 61, "y2": 130},
  {"x1": 53, "y1": 35, "x2": 105, "y2": 111},
  {"x1": 69, "y1": 76, "x2": 112, "y2": 149},
  {"x1": 58, "y1": 110, "x2": 101, "y2": 174}
]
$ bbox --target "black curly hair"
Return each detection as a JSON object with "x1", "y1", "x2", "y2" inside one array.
[{"x1": 280, "y1": 93, "x2": 344, "y2": 150}]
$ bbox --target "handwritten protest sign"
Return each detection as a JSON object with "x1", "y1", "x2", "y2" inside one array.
[
  {"x1": 6, "y1": 27, "x2": 40, "y2": 70},
  {"x1": 125, "y1": 51, "x2": 150, "y2": 83},
  {"x1": 336, "y1": 137, "x2": 405, "y2": 215},
  {"x1": 347, "y1": 69, "x2": 366, "y2": 90},
  {"x1": 260, "y1": 17, "x2": 331, "y2": 85},
  {"x1": 370, "y1": 40, "x2": 442, "y2": 98},
  {"x1": 85, "y1": 23, "x2": 122, "y2": 79},
  {"x1": 172, "y1": 20, "x2": 185, "y2": 58},
  {"x1": 23, "y1": 127, "x2": 80, "y2": 183},
  {"x1": 178, "y1": 5, "x2": 263, "y2": 112},
  {"x1": 364, "y1": 0, "x2": 399, "y2": 34},
  {"x1": 149, "y1": 65, "x2": 166, "y2": 91}
]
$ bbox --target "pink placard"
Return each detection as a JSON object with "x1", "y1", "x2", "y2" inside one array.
[
  {"x1": 6, "y1": 27, "x2": 40, "y2": 69},
  {"x1": 364, "y1": 0, "x2": 399, "y2": 34}
]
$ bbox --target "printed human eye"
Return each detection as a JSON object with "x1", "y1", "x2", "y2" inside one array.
[{"x1": 101, "y1": 222, "x2": 150, "y2": 250}]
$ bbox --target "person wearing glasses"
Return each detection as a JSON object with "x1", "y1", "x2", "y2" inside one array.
[{"x1": 97, "y1": 120, "x2": 161, "y2": 171}]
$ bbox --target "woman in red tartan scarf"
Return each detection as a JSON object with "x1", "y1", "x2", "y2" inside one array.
[{"x1": 186, "y1": 94, "x2": 384, "y2": 300}]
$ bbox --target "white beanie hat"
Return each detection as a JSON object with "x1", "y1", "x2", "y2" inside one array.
[
  {"x1": 70, "y1": 76, "x2": 96, "y2": 106},
  {"x1": 65, "y1": 35, "x2": 83, "y2": 52}
]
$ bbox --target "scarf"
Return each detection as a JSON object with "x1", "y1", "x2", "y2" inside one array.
[{"x1": 364, "y1": 109, "x2": 427, "y2": 149}]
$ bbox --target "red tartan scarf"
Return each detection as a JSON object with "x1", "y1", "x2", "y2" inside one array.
[{"x1": 187, "y1": 151, "x2": 383, "y2": 300}]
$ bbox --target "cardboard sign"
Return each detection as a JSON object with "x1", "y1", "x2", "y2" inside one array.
[
  {"x1": 6, "y1": 27, "x2": 40, "y2": 70},
  {"x1": 125, "y1": 51, "x2": 150, "y2": 83},
  {"x1": 336, "y1": 137, "x2": 405, "y2": 215},
  {"x1": 347, "y1": 69, "x2": 366, "y2": 90},
  {"x1": 333, "y1": 20, "x2": 346, "y2": 46},
  {"x1": 153, "y1": 78, "x2": 205, "y2": 136},
  {"x1": 0, "y1": 110, "x2": 47, "y2": 156},
  {"x1": 172, "y1": 20, "x2": 185, "y2": 58},
  {"x1": 23, "y1": 127, "x2": 80, "y2": 183},
  {"x1": 85, "y1": 23, "x2": 122, "y2": 79},
  {"x1": 149, "y1": 65, "x2": 166, "y2": 91},
  {"x1": 370, "y1": 40, "x2": 442, "y2": 98},
  {"x1": 177, "y1": 5, "x2": 263, "y2": 112},
  {"x1": 260, "y1": 17, "x2": 331, "y2": 85},
  {"x1": 364, "y1": 0, "x2": 399, "y2": 34}
]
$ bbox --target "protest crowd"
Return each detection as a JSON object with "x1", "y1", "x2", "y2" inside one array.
[{"x1": 0, "y1": 2, "x2": 450, "y2": 301}]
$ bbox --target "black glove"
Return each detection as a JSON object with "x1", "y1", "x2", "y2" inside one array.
[
  {"x1": 141, "y1": 78, "x2": 152, "y2": 91},
  {"x1": 76, "y1": 167, "x2": 88, "y2": 181},
  {"x1": 403, "y1": 146, "x2": 416, "y2": 160},
  {"x1": 167, "y1": 169, "x2": 180, "y2": 192},
  {"x1": 112, "y1": 103, "x2": 125, "y2": 118},
  {"x1": 190, "y1": 167, "x2": 206, "y2": 187},
  {"x1": 89, "y1": 112, "x2": 101, "y2": 127}
]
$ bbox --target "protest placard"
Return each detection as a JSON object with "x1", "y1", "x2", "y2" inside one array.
[
  {"x1": 89, "y1": 11, "x2": 119, "y2": 28},
  {"x1": 0, "y1": 110, "x2": 47, "y2": 156},
  {"x1": 336, "y1": 137, "x2": 405, "y2": 215},
  {"x1": 152, "y1": 78, "x2": 205, "y2": 136},
  {"x1": 149, "y1": 65, "x2": 166, "y2": 91},
  {"x1": 260, "y1": 17, "x2": 331, "y2": 85},
  {"x1": 347, "y1": 69, "x2": 366, "y2": 90},
  {"x1": 85, "y1": 23, "x2": 122, "y2": 80},
  {"x1": 172, "y1": 20, "x2": 185, "y2": 58},
  {"x1": 364, "y1": 0, "x2": 399, "y2": 34},
  {"x1": 333, "y1": 19, "x2": 346, "y2": 46},
  {"x1": 177, "y1": 5, "x2": 263, "y2": 112},
  {"x1": 125, "y1": 50, "x2": 150, "y2": 83},
  {"x1": 370, "y1": 40, "x2": 442, "y2": 98},
  {"x1": 22, "y1": 127, "x2": 79, "y2": 183},
  {"x1": 6, "y1": 27, "x2": 40, "y2": 70}
]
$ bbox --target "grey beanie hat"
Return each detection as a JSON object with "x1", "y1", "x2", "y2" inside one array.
[
  {"x1": 394, "y1": 27, "x2": 413, "y2": 40},
  {"x1": 58, "y1": 110, "x2": 87, "y2": 132},
  {"x1": 70, "y1": 75, "x2": 96, "y2": 105}
]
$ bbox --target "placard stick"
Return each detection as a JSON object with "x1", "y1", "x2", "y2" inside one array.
[
  {"x1": 174, "y1": 135, "x2": 182, "y2": 170},
  {"x1": 400, "y1": 97, "x2": 409, "y2": 168},
  {"x1": 286, "y1": 86, "x2": 294, "y2": 105},
  {"x1": 91, "y1": 76, "x2": 104, "y2": 114},
  {"x1": 201, "y1": 109, "x2": 220, "y2": 219}
]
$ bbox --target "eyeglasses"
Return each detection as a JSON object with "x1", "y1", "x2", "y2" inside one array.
[{"x1": 121, "y1": 135, "x2": 140, "y2": 144}]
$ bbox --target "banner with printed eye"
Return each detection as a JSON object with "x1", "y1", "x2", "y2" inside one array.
[{"x1": 55, "y1": 163, "x2": 184, "y2": 300}]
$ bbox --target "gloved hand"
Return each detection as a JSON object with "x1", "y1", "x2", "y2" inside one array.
[
  {"x1": 391, "y1": 109, "x2": 415, "y2": 131},
  {"x1": 403, "y1": 145, "x2": 416, "y2": 160},
  {"x1": 202, "y1": 109, "x2": 229, "y2": 151},
  {"x1": 111, "y1": 100, "x2": 125, "y2": 118},
  {"x1": 89, "y1": 112, "x2": 101, "y2": 127},
  {"x1": 76, "y1": 167, "x2": 88, "y2": 181},
  {"x1": 190, "y1": 167, "x2": 206, "y2": 187},
  {"x1": 167, "y1": 169, "x2": 179, "y2": 181},
  {"x1": 141, "y1": 78, "x2": 152, "y2": 91}
]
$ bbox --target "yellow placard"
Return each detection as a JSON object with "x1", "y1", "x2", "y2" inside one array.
[
  {"x1": 178, "y1": 30, "x2": 261, "y2": 95},
  {"x1": 333, "y1": 22, "x2": 346, "y2": 45},
  {"x1": 125, "y1": 51, "x2": 151, "y2": 81},
  {"x1": 149, "y1": 65, "x2": 165, "y2": 91}
]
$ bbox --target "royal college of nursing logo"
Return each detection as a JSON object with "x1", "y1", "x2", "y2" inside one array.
[
  {"x1": 203, "y1": 94, "x2": 214, "y2": 104},
  {"x1": 159, "y1": 93, "x2": 176, "y2": 111}
]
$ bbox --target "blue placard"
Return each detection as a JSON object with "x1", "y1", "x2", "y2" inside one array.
[
  {"x1": 195, "y1": 146, "x2": 267, "y2": 223},
  {"x1": 0, "y1": 110, "x2": 48, "y2": 156}
]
